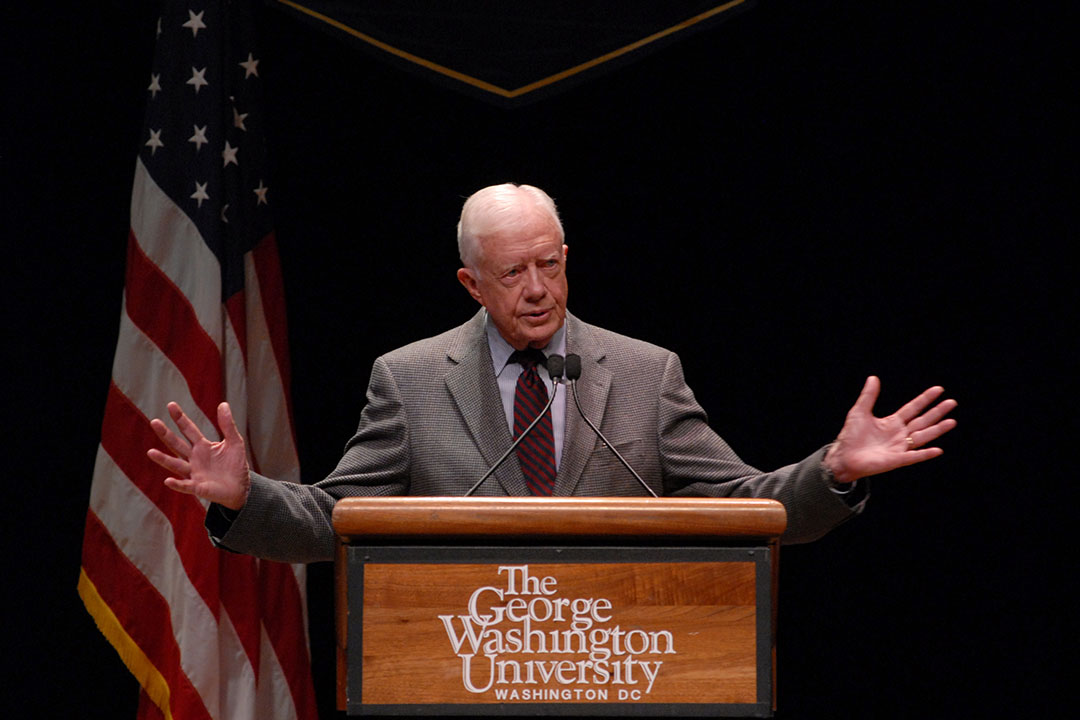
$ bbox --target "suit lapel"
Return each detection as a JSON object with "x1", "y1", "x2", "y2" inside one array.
[
  {"x1": 444, "y1": 310, "x2": 531, "y2": 496},
  {"x1": 554, "y1": 314, "x2": 611, "y2": 496}
]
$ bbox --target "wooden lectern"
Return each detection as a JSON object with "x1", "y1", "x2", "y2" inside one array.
[{"x1": 333, "y1": 497, "x2": 786, "y2": 717}]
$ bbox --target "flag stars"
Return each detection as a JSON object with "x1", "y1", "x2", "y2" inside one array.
[
  {"x1": 239, "y1": 52, "x2": 259, "y2": 78},
  {"x1": 189, "y1": 124, "x2": 209, "y2": 151},
  {"x1": 187, "y1": 66, "x2": 208, "y2": 93},
  {"x1": 232, "y1": 106, "x2": 248, "y2": 131},
  {"x1": 191, "y1": 181, "x2": 210, "y2": 208},
  {"x1": 222, "y1": 141, "x2": 239, "y2": 167},
  {"x1": 145, "y1": 129, "x2": 164, "y2": 155},
  {"x1": 182, "y1": 9, "x2": 207, "y2": 37},
  {"x1": 148, "y1": 73, "x2": 162, "y2": 98},
  {"x1": 253, "y1": 180, "x2": 269, "y2": 205}
]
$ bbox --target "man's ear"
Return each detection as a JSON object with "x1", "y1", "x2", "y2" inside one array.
[{"x1": 457, "y1": 267, "x2": 484, "y2": 305}]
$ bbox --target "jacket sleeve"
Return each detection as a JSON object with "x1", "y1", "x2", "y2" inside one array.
[
  {"x1": 207, "y1": 355, "x2": 411, "y2": 563},
  {"x1": 657, "y1": 352, "x2": 866, "y2": 544}
]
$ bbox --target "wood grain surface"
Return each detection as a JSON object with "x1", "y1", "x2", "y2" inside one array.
[
  {"x1": 334, "y1": 496, "x2": 787, "y2": 541},
  {"x1": 359, "y1": 561, "x2": 759, "y2": 705}
]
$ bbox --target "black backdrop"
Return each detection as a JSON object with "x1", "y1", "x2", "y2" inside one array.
[{"x1": 3, "y1": 1, "x2": 1069, "y2": 717}]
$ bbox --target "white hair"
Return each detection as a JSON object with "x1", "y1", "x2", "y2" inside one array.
[{"x1": 456, "y1": 183, "x2": 564, "y2": 268}]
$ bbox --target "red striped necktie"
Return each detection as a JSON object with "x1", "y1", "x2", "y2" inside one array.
[{"x1": 509, "y1": 349, "x2": 556, "y2": 495}]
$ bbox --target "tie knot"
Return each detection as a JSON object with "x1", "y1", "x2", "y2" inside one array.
[{"x1": 509, "y1": 348, "x2": 547, "y2": 371}]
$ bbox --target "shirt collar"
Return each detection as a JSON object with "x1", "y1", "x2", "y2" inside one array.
[{"x1": 485, "y1": 311, "x2": 567, "y2": 376}]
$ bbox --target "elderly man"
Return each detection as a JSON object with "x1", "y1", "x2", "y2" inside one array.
[{"x1": 148, "y1": 183, "x2": 956, "y2": 563}]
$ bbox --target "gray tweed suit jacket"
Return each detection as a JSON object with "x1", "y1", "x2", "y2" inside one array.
[{"x1": 214, "y1": 310, "x2": 863, "y2": 562}]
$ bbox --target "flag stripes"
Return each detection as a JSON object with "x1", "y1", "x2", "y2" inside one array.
[
  {"x1": 81, "y1": 514, "x2": 214, "y2": 720},
  {"x1": 124, "y1": 232, "x2": 225, "y2": 423},
  {"x1": 86, "y1": 449, "x2": 223, "y2": 708}
]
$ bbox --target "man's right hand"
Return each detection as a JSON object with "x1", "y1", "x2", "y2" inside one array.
[{"x1": 147, "y1": 401, "x2": 251, "y2": 510}]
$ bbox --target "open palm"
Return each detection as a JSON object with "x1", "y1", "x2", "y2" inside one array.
[
  {"x1": 825, "y1": 376, "x2": 957, "y2": 484},
  {"x1": 147, "y1": 401, "x2": 251, "y2": 510}
]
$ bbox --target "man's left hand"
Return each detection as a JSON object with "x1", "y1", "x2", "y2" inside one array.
[{"x1": 824, "y1": 376, "x2": 957, "y2": 484}]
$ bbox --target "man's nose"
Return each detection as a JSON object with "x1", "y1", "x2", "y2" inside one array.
[{"x1": 522, "y1": 265, "x2": 546, "y2": 299}]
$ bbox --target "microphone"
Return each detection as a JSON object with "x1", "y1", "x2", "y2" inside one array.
[
  {"x1": 464, "y1": 353, "x2": 564, "y2": 496},
  {"x1": 564, "y1": 353, "x2": 658, "y2": 497},
  {"x1": 546, "y1": 353, "x2": 565, "y2": 382},
  {"x1": 565, "y1": 353, "x2": 581, "y2": 382}
]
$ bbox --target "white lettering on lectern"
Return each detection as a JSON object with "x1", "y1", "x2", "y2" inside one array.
[{"x1": 437, "y1": 565, "x2": 675, "y2": 700}]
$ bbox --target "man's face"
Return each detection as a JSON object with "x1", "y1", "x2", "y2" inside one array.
[{"x1": 457, "y1": 220, "x2": 568, "y2": 350}]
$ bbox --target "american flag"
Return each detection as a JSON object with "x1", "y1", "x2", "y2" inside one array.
[{"x1": 79, "y1": 2, "x2": 318, "y2": 718}]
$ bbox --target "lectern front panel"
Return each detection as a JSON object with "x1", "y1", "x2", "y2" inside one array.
[{"x1": 345, "y1": 546, "x2": 773, "y2": 717}]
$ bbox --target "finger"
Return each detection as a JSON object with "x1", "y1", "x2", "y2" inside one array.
[
  {"x1": 168, "y1": 401, "x2": 209, "y2": 445},
  {"x1": 909, "y1": 418, "x2": 957, "y2": 447},
  {"x1": 163, "y1": 477, "x2": 202, "y2": 497},
  {"x1": 147, "y1": 448, "x2": 192, "y2": 477},
  {"x1": 892, "y1": 446, "x2": 945, "y2": 468},
  {"x1": 895, "y1": 385, "x2": 945, "y2": 424},
  {"x1": 149, "y1": 417, "x2": 192, "y2": 458},
  {"x1": 851, "y1": 375, "x2": 881, "y2": 414},
  {"x1": 217, "y1": 402, "x2": 243, "y2": 446},
  {"x1": 905, "y1": 398, "x2": 958, "y2": 433}
]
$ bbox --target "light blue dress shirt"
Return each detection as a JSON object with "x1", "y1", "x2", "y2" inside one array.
[{"x1": 484, "y1": 314, "x2": 567, "y2": 470}]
